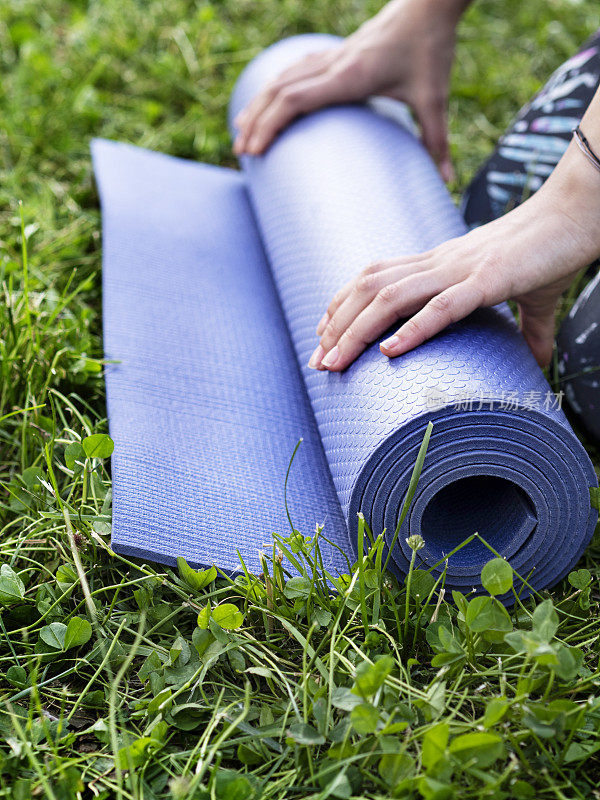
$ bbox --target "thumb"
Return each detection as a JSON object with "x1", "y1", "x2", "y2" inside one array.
[
  {"x1": 414, "y1": 96, "x2": 453, "y2": 182},
  {"x1": 518, "y1": 300, "x2": 557, "y2": 368}
]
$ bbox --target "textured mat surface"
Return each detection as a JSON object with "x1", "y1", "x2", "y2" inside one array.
[{"x1": 93, "y1": 34, "x2": 598, "y2": 595}]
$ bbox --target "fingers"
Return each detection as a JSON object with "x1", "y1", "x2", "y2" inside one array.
[
  {"x1": 233, "y1": 50, "x2": 337, "y2": 155},
  {"x1": 518, "y1": 300, "x2": 558, "y2": 368},
  {"x1": 234, "y1": 53, "x2": 331, "y2": 153},
  {"x1": 317, "y1": 261, "x2": 432, "y2": 356},
  {"x1": 316, "y1": 310, "x2": 330, "y2": 337},
  {"x1": 239, "y1": 72, "x2": 345, "y2": 155},
  {"x1": 312, "y1": 271, "x2": 446, "y2": 372},
  {"x1": 276, "y1": 51, "x2": 334, "y2": 84},
  {"x1": 315, "y1": 262, "x2": 392, "y2": 340},
  {"x1": 413, "y1": 95, "x2": 453, "y2": 183},
  {"x1": 315, "y1": 252, "x2": 435, "y2": 338},
  {"x1": 315, "y1": 279, "x2": 358, "y2": 340},
  {"x1": 379, "y1": 279, "x2": 484, "y2": 358}
]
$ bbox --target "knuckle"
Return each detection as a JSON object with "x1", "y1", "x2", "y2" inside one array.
[
  {"x1": 303, "y1": 52, "x2": 325, "y2": 69},
  {"x1": 402, "y1": 318, "x2": 423, "y2": 339},
  {"x1": 265, "y1": 79, "x2": 285, "y2": 97},
  {"x1": 355, "y1": 274, "x2": 378, "y2": 295},
  {"x1": 361, "y1": 261, "x2": 386, "y2": 276},
  {"x1": 479, "y1": 250, "x2": 503, "y2": 274},
  {"x1": 429, "y1": 292, "x2": 453, "y2": 316},
  {"x1": 342, "y1": 324, "x2": 362, "y2": 345},
  {"x1": 324, "y1": 316, "x2": 340, "y2": 341},
  {"x1": 331, "y1": 56, "x2": 370, "y2": 88},
  {"x1": 280, "y1": 86, "x2": 302, "y2": 107},
  {"x1": 433, "y1": 240, "x2": 451, "y2": 257},
  {"x1": 295, "y1": 51, "x2": 317, "y2": 69},
  {"x1": 377, "y1": 283, "x2": 400, "y2": 305},
  {"x1": 332, "y1": 57, "x2": 358, "y2": 80},
  {"x1": 328, "y1": 291, "x2": 344, "y2": 313},
  {"x1": 472, "y1": 252, "x2": 504, "y2": 301},
  {"x1": 464, "y1": 276, "x2": 486, "y2": 306}
]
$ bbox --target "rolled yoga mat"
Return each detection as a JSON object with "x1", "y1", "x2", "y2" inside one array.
[{"x1": 93, "y1": 34, "x2": 598, "y2": 597}]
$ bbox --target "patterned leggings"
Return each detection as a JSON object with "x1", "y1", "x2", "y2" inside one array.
[{"x1": 462, "y1": 30, "x2": 600, "y2": 441}]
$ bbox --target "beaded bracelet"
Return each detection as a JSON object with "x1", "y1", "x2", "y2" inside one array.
[{"x1": 573, "y1": 125, "x2": 600, "y2": 174}]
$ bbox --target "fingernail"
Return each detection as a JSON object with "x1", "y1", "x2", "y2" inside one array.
[
  {"x1": 321, "y1": 345, "x2": 339, "y2": 369},
  {"x1": 308, "y1": 344, "x2": 325, "y2": 369},
  {"x1": 381, "y1": 335, "x2": 400, "y2": 353},
  {"x1": 316, "y1": 312, "x2": 330, "y2": 336}
]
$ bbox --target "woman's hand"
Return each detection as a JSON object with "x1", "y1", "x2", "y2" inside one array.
[
  {"x1": 234, "y1": 0, "x2": 466, "y2": 180},
  {"x1": 308, "y1": 140, "x2": 600, "y2": 371}
]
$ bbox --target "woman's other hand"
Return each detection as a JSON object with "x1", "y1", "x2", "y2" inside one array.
[{"x1": 233, "y1": 0, "x2": 466, "y2": 181}]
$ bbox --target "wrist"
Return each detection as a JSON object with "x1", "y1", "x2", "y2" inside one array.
[{"x1": 545, "y1": 139, "x2": 600, "y2": 265}]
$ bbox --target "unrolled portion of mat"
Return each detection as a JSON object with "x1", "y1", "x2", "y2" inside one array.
[
  {"x1": 92, "y1": 139, "x2": 349, "y2": 577},
  {"x1": 94, "y1": 33, "x2": 597, "y2": 597},
  {"x1": 229, "y1": 34, "x2": 598, "y2": 596}
]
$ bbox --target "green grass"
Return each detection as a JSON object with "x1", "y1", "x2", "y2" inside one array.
[{"x1": 1, "y1": 0, "x2": 600, "y2": 797}]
